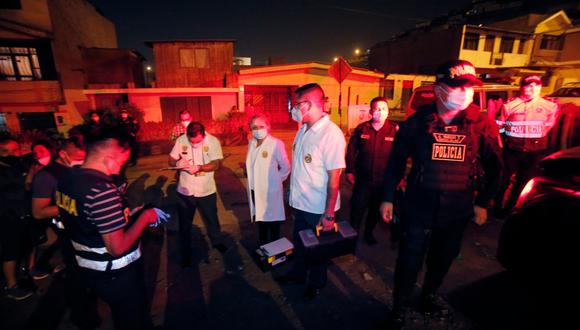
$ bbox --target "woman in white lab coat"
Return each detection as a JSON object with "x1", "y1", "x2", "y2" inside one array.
[{"x1": 245, "y1": 114, "x2": 291, "y2": 245}]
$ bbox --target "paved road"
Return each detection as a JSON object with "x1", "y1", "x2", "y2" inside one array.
[{"x1": 1, "y1": 133, "x2": 543, "y2": 330}]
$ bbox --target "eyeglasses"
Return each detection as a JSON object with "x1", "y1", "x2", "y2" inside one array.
[{"x1": 290, "y1": 100, "x2": 309, "y2": 111}]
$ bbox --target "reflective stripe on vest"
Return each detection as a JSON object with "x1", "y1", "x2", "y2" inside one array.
[
  {"x1": 75, "y1": 248, "x2": 141, "y2": 271},
  {"x1": 503, "y1": 120, "x2": 549, "y2": 138},
  {"x1": 71, "y1": 239, "x2": 108, "y2": 255}
]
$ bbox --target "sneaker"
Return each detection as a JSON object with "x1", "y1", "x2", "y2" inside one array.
[
  {"x1": 29, "y1": 268, "x2": 50, "y2": 280},
  {"x1": 3, "y1": 285, "x2": 33, "y2": 301}
]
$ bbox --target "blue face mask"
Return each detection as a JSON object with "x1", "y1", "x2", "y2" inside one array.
[{"x1": 252, "y1": 128, "x2": 268, "y2": 140}]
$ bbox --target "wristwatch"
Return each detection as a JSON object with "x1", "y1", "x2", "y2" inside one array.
[{"x1": 323, "y1": 214, "x2": 335, "y2": 221}]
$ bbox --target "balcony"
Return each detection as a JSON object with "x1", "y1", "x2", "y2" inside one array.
[{"x1": 0, "y1": 80, "x2": 63, "y2": 105}]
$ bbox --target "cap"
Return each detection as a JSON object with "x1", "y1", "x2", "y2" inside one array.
[
  {"x1": 436, "y1": 60, "x2": 482, "y2": 87},
  {"x1": 520, "y1": 75, "x2": 542, "y2": 86}
]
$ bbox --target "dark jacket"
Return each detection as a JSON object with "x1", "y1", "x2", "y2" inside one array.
[{"x1": 346, "y1": 120, "x2": 398, "y2": 185}]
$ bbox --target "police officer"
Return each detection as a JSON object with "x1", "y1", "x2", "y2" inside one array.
[
  {"x1": 346, "y1": 96, "x2": 398, "y2": 245},
  {"x1": 57, "y1": 128, "x2": 167, "y2": 330},
  {"x1": 118, "y1": 108, "x2": 140, "y2": 166},
  {"x1": 380, "y1": 60, "x2": 502, "y2": 328},
  {"x1": 495, "y1": 75, "x2": 559, "y2": 215}
]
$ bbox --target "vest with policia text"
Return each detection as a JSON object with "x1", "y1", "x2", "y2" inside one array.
[
  {"x1": 496, "y1": 97, "x2": 559, "y2": 152},
  {"x1": 56, "y1": 168, "x2": 140, "y2": 270},
  {"x1": 408, "y1": 104, "x2": 482, "y2": 192}
]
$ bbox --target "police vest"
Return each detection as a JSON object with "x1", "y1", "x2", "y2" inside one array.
[
  {"x1": 56, "y1": 168, "x2": 140, "y2": 271},
  {"x1": 497, "y1": 97, "x2": 559, "y2": 152},
  {"x1": 409, "y1": 107, "x2": 479, "y2": 191}
]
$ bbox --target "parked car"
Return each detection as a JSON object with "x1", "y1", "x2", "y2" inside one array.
[
  {"x1": 497, "y1": 104, "x2": 580, "y2": 287},
  {"x1": 548, "y1": 83, "x2": 580, "y2": 106},
  {"x1": 405, "y1": 84, "x2": 519, "y2": 119}
]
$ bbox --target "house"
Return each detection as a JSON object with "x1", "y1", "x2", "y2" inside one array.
[
  {"x1": 369, "y1": 1, "x2": 579, "y2": 95},
  {"x1": 0, "y1": 0, "x2": 126, "y2": 133}
]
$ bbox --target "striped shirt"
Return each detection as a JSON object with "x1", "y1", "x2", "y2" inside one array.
[{"x1": 83, "y1": 182, "x2": 126, "y2": 234}]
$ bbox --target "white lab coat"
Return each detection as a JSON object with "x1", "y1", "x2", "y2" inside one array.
[{"x1": 246, "y1": 135, "x2": 291, "y2": 222}]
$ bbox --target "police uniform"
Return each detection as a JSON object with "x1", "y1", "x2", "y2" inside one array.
[
  {"x1": 346, "y1": 119, "x2": 398, "y2": 240},
  {"x1": 382, "y1": 103, "x2": 502, "y2": 310},
  {"x1": 495, "y1": 96, "x2": 559, "y2": 212},
  {"x1": 57, "y1": 168, "x2": 150, "y2": 330}
]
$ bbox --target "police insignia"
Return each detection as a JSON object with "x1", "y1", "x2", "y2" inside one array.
[
  {"x1": 432, "y1": 133, "x2": 466, "y2": 162},
  {"x1": 181, "y1": 145, "x2": 188, "y2": 154},
  {"x1": 262, "y1": 151, "x2": 268, "y2": 158},
  {"x1": 203, "y1": 146, "x2": 209, "y2": 152},
  {"x1": 361, "y1": 134, "x2": 370, "y2": 139},
  {"x1": 305, "y1": 154, "x2": 312, "y2": 163},
  {"x1": 433, "y1": 133, "x2": 465, "y2": 143}
]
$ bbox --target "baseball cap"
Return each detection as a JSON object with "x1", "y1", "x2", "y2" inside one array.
[
  {"x1": 520, "y1": 75, "x2": 542, "y2": 86},
  {"x1": 436, "y1": 60, "x2": 482, "y2": 87}
]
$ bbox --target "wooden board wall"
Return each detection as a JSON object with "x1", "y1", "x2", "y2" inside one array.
[{"x1": 153, "y1": 41, "x2": 234, "y2": 88}]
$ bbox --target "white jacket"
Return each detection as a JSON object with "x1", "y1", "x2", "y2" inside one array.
[{"x1": 245, "y1": 135, "x2": 290, "y2": 222}]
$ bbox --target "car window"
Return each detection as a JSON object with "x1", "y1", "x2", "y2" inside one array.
[
  {"x1": 473, "y1": 91, "x2": 481, "y2": 106},
  {"x1": 410, "y1": 90, "x2": 435, "y2": 109},
  {"x1": 551, "y1": 88, "x2": 580, "y2": 97},
  {"x1": 571, "y1": 116, "x2": 580, "y2": 148}
]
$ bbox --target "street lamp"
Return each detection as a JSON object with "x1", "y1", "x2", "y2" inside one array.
[
  {"x1": 333, "y1": 57, "x2": 339, "y2": 62},
  {"x1": 146, "y1": 65, "x2": 152, "y2": 71},
  {"x1": 354, "y1": 48, "x2": 360, "y2": 55}
]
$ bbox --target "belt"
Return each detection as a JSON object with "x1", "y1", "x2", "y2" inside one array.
[{"x1": 75, "y1": 248, "x2": 141, "y2": 271}]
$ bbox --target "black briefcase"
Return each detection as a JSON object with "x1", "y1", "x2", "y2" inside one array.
[{"x1": 298, "y1": 221, "x2": 357, "y2": 265}]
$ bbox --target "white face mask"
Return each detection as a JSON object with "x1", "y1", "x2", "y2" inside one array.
[
  {"x1": 37, "y1": 156, "x2": 50, "y2": 166},
  {"x1": 69, "y1": 160, "x2": 84, "y2": 167},
  {"x1": 291, "y1": 101, "x2": 310, "y2": 123},
  {"x1": 435, "y1": 85, "x2": 474, "y2": 111},
  {"x1": 181, "y1": 120, "x2": 191, "y2": 128},
  {"x1": 252, "y1": 128, "x2": 268, "y2": 140}
]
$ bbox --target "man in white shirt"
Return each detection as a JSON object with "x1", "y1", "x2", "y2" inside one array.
[
  {"x1": 169, "y1": 122, "x2": 226, "y2": 267},
  {"x1": 276, "y1": 83, "x2": 346, "y2": 301}
]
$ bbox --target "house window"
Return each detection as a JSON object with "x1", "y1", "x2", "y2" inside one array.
[
  {"x1": 484, "y1": 35, "x2": 495, "y2": 52},
  {"x1": 384, "y1": 79, "x2": 394, "y2": 99},
  {"x1": 499, "y1": 37, "x2": 514, "y2": 53},
  {"x1": 463, "y1": 33, "x2": 480, "y2": 50},
  {"x1": 179, "y1": 48, "x2": 210, "y2": 68},
  {"x1": 0, "y1": 47, "x2": 42, "y2": 80},
  {"x1": 540, "y1": 35, "x2": 564, "y2": 50},
  {"x1": 179, "y1": 48, "x2": 195, "y2": 68},
  {"x1": 194, "y1": 48, "x2": 209, "y2": 69},
  {"x1": 518, "y1": 39, "x2": 526, "y2": 54}
]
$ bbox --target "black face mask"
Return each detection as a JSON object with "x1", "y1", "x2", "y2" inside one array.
[{"x1": 0, "y1": 155, "x2": 21, "y2": 167}]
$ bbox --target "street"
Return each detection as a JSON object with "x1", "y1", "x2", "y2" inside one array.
[{"x1": 1, "y1": 130, "x2": 543, "y2": 330}]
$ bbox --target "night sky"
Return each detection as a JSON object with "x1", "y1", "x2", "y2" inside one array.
[{"x1": 89, "y1": 0, "x2": 473, "y2": 66}]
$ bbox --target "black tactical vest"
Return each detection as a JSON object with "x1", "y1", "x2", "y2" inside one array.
[{"x1": 409, "y1": 107, "x2": 479, "y2": 191}]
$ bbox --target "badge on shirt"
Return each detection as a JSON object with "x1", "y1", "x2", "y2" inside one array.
[
  {"x1": 181, "y1": 145, "x2": 188, "y2": 154},
  {"x1": 431, "y1": 133, "x2": 466, "y2": 162},
  {"x1": 262, "y1": 151, "x2": 268, "y2": 158},
  {"x1": 444, "y1": 126, "x2": 458, "y2": 133},
  {"x1": 360, "y1": 134, "x2": 370, "y2": 140},
  {"x1": 203, "y1": 146, "x2": 209, "y2": 152},
  {"x1": 304, "y1": 154, "x2": 312, "y2": 163}
]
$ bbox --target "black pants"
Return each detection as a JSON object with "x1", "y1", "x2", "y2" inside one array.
[
  {"x1": 497, "y1": 149, "x2": 545, "y2": 212},
  {"x1": 258, "y1": 221, "x2": 281, "y2": 245},
  {"x1": 82, "y1": 260, "x2": 151, "y2": 330},
  {"x1": 291, "y1": 208, "x2": 327, "y2": 289},
  {"x1": 177, "y1": 192, "x2": 222, "y2": 256},
  {"x1": 350, "y1": 181, "x2": 382, "y2": 239},
  {"x1": 392, "y1": 218, "x2": 468, "y2": 310},
  {"x1": 65, "y1": 265, "x2": 101, "y2": 329}
]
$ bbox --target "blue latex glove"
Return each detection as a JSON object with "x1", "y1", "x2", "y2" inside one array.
[{"x1": 150, "y1": 208, "x2": 171, "y2": 228}]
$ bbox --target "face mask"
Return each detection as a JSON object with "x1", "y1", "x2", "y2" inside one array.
[
  {"x1": 252, "y1": 128, "x2": 268, "y2": 140},
  {"x1": 37, "y1": 156, "x2": 50, "y2": 166},
  {"x1": 181, "y1": 120, "x2": 191, "y2": 127},
  {"x1": 69, "y1": 160, "x2": 84, "y2": 167},
  {"x1": 291, "y1": 105, "x2": 303, "y2": 123},
  {"x1": 435, "y1": 85, "x2": 473, "y2": 111}
]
